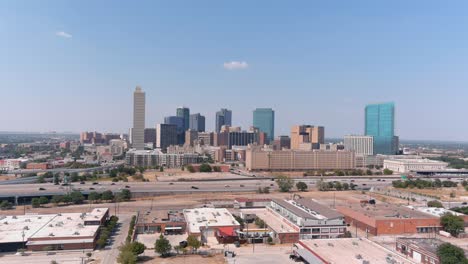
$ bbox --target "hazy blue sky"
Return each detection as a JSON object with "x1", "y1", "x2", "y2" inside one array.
[{"x1": 1, "y1": 1, "x2": 468, "y2": 141}]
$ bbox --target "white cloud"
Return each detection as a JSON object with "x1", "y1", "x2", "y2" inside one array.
[
  {"x1": 223, "y1": 61, "x2": 248, "y2": 70},
  {"x1": 55, "y1": 31, "x2": 72, "y2": 38}
]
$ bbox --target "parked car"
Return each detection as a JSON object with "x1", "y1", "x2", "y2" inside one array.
[{"x1": 179, "y1": 241, "x2": 188, "y2": 248}]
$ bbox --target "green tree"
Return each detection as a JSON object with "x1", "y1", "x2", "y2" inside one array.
[
  {"x1": 129, "y1": 241, "x2": 146, "y2": 256},
  {"x1": 186, "y1": 165, "x2": 195, "y2": 173},
  {"x1": 342, "y1": 182, "x2": 350, "y2": 190},
  {"x1": 88, "y1": 192, "x2": 101, "y2": 203},
  {"x1": 427, "y1": 200, "x2": 444, "y2": 208},
  {"x1": 159, "y1": 167, "x2": 164, "y2": 172},
  {"x1": 0, "y1": 200, "x2": 12, "y2": 210},
  {"x1": 187, "y1": 234, "x2": 201, "y2": 252},
  {"x1": 296, "y1": 181, "x2": 308, "y2": 192},
  {"x1": 117, "y1": 248, "x2": 137, "y2": 264},
  {"x1": 70, "y1": 172, "x2": 79, "y2": 182},
  {"x1": 118, "y1": 189, "x2": 131, "y2": 201},
  {"x1": 31, "y1": 198, "x2": 41, "y2": 208},
  {"x1": 440, "y1": 213, "x2": 465, "y2": 236},
  {"x1": 61, "y1": 194, "x2": 72, "y2": 204},
  {"x1": 39, "y1": 196, "x2": 49, "y2": 205},
  {"x1": 101, "y1": 190, "x2": 114, "y2": 201},
  {"x1": 383, "y1": 168, "x2": 393, "y2": 175},
  {"x1": 70, "y1": 191, "x2": 84, "y2": 204},
  {"x1": 155, "y1": 234, "x2": 172, "y2": 257},
  {"x1": 255, "y1": 217, "x2": 266, "y2": 228},
  {"x1": 437, "y1": 243, "x2": 468, "y2": 264},
  {"x1": 53, "y1": 174, "x2": 59, "y2": 185},
  {"x1": 276, "y1": 175, "x2": 293, "y2": 192},
  {"x1": 334, "y1": 181, "x2": 343, "y2": 191},
  {"x1": 51, "y1": 195, "x2": 63, "y2": 205},
  {"x1": 37, "y1": 176, "x2": 46, "y2": 183},
  {"x1": 199, "y1": 163, "x2": 212, "y2": 173}
]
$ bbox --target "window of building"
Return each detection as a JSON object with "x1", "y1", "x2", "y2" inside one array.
[{"x1": 321, "y1": 228, "x2": 329, "y2": 233}]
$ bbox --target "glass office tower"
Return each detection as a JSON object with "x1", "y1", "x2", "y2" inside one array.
[
  {"x1": 365, "y1": 103, "x2": 398, "y2": 155},
  {"x1": 176, "y1": 107, "x2": 190, "y2": 132},
  {"x1": 253, "y1": 108, "x2": 275, "y2": 143}
]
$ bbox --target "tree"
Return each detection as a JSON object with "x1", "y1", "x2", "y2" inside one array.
[
  {"x1": 186, "y1": 165, "x2": 195, "y2": 173},
  {"x1": 88, "y1": 192, "x2": 101, "y2": 203},
  {"x1": 117, "y1": 248, "x2": 137, "y2": 264},
  {"x1": 129, "y1": 241, "x2": 146, "y2": 256},
  {"x1": 61, "y1": 194, "x2": 72, "y2": 204},
  {"x1": 366, "y1": 169, "x2": 373, "y2": 176},
  {"x1": 276, "y1": 175, "x2": 293, "y2": 192},
  {"x1": 70, "y1": 191, "x2": 84, "y2": 204},
  {"x1": 101, "y1": 190, "x2": 114, "y2": 201},
  {"x1": 342, "y1": 182, "x2": 350, "y2": 190},
  {"x1": 296, "y1": 181, "x2": 308, "y2": 192},
  {"x1": 37, "y1": 176, "x2": 46, "y2": 183},
  {"x1": 70, "y1": 172, "x2": 79, "y2": 182},
  {"x1": 187, "y1": 235, "x2": 201, "y2": 252},
  {"x1": 155, "y1": 234, "x2": 172, "y2": 257},
  {"x1": 383, "y1": 168, "x2": 393, "y2": 175},
  {"x1": 118, "y1": 189, "x2": 131, "y2": 201},
  {"x1": 199, "y1": 163, "x2": 212, "y2": 173},
  {"x1": 159, "y1": 167, "x2": 164, "y2": 172},
  {"x1": 437, "y1": 243, "x2": 468, "y2": 264},
  {"x1": 32, "y1": 198, "x2": 41, "y2": 208},
  {"x1": 440, "y1": 213, "x2": 465, "y2": 237},
  {"x1": 255, "y1": 217, "x2": 266, "y2": 228},
  {"x1": 51, "y1": 195, "x2": 63, "y2": 205},
  {"x1": 427, "y1": 200, "x2": 444, "y2": 208},
  {"x1": 53, "y1": 174, "x2": 59, "y2": 185},
  {"x1": 334, "y1": 181, "x2": 343, "y2": 191},
  {"x1": 0, "y1": 201, "x2": 12, "y2": 210},
  {"x1": 39, "y1": 196, "x2": 49, "y2": 205}
]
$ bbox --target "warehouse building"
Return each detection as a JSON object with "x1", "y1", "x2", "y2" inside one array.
[
  {"x1": 0, "y1": 208, "x2": 108, "y2": 252},
  {"x1": 135, "y1": 210, "x2": 186, "y2": 235}
]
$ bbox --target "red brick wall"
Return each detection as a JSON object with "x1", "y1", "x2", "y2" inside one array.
[
  {"x1": 375, "y1": 218, "x2": 440, "y2": 235},
  {"x1": 278, "y1": 232, "x2": 300, "y2": 243}
]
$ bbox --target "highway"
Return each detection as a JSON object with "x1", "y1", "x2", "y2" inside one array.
[
  {"x1": 0, "y1": 177, "x2": 393, "y2": 199},
  {"x1": 3, "y1": 161, "x2": 125, "y2": 175}
]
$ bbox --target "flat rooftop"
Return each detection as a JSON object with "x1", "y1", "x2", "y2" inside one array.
[
  {"x1": 30, "y1": 213, "x2": 99, "y2": 240},
  {"x1": 82, "y1": 208, "x2": 108, "y2": 222},
  {"x1": 242, "y1": 208, "x2": 297, "y2": 234},
  {"x1": 0, "y1": 214, "x2": 55, "y2": 244},
  {"x1": 397, "y1": 238, "x2": 444, "y2": 255},
  {"x1": 137, "y1": 210, "x2": 185, "y2": 224},
  {"x1": 297, "y1": 238, "x2": 415, "y2": 264},
  {"x1": 337, "y1": 203, "x2": 437, "y2": 227},
  {"x1": 183, "y1": 208, "x2": 239, "y2": 234},
  {"x1": 272, "y1": 198, "x2": 343, "y2": 220},
  {"x1": 413, "y1": 206, "x2": 466, "y2": 218}
]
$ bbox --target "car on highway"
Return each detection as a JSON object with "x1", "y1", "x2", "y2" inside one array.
[
  {"x1": 169, "y1": 182, "x2": 174, "y2": 185},
  {"x1": 89, "y1": 187, "x2": 95, "y2": 190},
  {"x1": 111, "y1": 182, "x2": 115, "y2": 185},
  {"x1": 191, "y1": 186, "x2": 199, "y2": 189},
  {"x1": 240, "y1": 184, "x2": 244, "y2": 187},
  {"x1": 125, "y1": 185, "x2": 131, "y2": 188},
  {"x1": 92, "y1": 182, "x2": 99, "y2": 185},
  {"x1": 80, "y1": 181, "x2": 85, "y2": 184},
  {"x1": 462, "y1": 202, "x2": 467, "y2": 205},
  {"x1": 38, "y1": 187, "x2": 46, "y2": 191},
  {"x1": 225, "y1": 185, "x2": 230, "y2": 187}
]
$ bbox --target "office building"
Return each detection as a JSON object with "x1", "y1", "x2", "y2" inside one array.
[
  {"x1": 189, "y1": 113, "x2": 205, "y2": 132},
  {"x1": 272, "y1": 136, "x2": 291, "y2": 150},
  {"x1": 197, "y1": 132, "x2": 214, "y2": 146},
  {"x1": 246, "y1": 148, "x2": 355, "y2": 171},
  {"x1": 156, "y1": 124, "x2": 178, "y2": 150},
  {"x1": 132, "y1": 86, "x2": 145, "y2": 150},
  {"x1": 184, "y1": 129, "x2": 198, "y2": 147},
  {"x1": 253, "y1": 108, "x2": 275, "y2": 143},
  {"x1": 215, "y1": 108, "x2": 232, "y2": 133},
  {"x1": 183, "y1": 208, "x2": 240, "y2": 243},
  {"x1": 365, "y1": 102, "x2": 399, "y2": 155},
  {"x1": 144, "y1": 128, "x2": 156, "y2": 146},
  {"x1": 396, "y1": 238, "x2": 444, "y2": 264},
  {"x1": 215, "y1": 126, "x2": 265, "y2": 149},
  {"x1": 176, "y1": 107, "x2": 190, "y2": 132},
  {"x1": 164, "y1": 116, "x2": 185, "y2": 145},
  {"x1": 344, "y1": 135, "x2": 374, "y2": 156},
  {"x1": 290, "y1": 125, "x2": 324, "y2": 150}
]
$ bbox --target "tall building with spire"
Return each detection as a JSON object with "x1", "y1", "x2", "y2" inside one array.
[{"x1": 132, "y1": 86, "x2": 145, "y2": 150}]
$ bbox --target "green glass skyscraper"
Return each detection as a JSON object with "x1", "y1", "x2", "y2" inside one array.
[
  {"x1": 176, "y1": 107, "x2": 190, "y2": 132},
  {"x1": 253, "y1": 108, "x2": 275, "y2": 142},
  {"x1": 365, "y1": 102, "x2": 398, "y2": 154}
]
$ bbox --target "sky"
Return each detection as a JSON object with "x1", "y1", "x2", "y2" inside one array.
[{"x1": 1, "y1": 1, "x2": 468, "y2": 141}]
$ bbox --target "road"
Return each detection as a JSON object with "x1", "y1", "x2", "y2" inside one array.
[
  {"x1": 3, "y1": 161, "x2": 125, "y2": 175},
  {"x1": 98, "y1": 213, "x2": 132, "y2": 264},
  {"x1": 0, "y1": 177, "x2": 394, "y2": 199}
]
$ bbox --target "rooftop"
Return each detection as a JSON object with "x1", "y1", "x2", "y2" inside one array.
[
  {"x1": 272, "y1": 198, "x2": 343, "y2": 220},
  {"x1": 413, "y1": 206, "x2": 466, "y2": 218},
  {"x1": 183, "y1": 208, "x2": 240, "y2": 234},
  {"x1": 396, "y1": 238, "x2": 444, "y2": 255},
  {"x1": 298, "y1": 238, "x2": 415, "y2": 264},
  {"x1": 137, "y1": 210, "x2": 185, "y2": 224},
  {"x1": 0, "y1": 214, "x2": 55, "y2": 244},
  {"x1": 30, "y1": 213, "x2": 100, "y2": 239}
]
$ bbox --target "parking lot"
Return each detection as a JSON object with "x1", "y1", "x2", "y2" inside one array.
[{"x1": 136, "y1": 233, "x2": 187, "y2": 249}]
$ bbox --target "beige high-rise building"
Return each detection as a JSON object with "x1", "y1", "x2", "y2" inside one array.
[
  {"x1": 290, "y1": 125, "x2": 324, "y2": 150},
  {"x1": 132, "y1": 86, "x2": 145, "y2": 150}
]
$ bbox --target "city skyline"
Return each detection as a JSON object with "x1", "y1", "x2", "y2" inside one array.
[{"x1": 2, "y1": 1, "x2": 468, "y2": 141}]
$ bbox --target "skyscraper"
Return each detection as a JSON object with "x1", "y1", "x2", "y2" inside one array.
[
  {"x1": 132, "y1": 86, "x2": 145, "y2": 150},
  {"x1": 365, "y1": 102, "x2": 398, "y2": 154},
  {"x1": 215, "y1": 108, "x2": 232, "y2": 133},
  {"x1": 344, "y1": 135, "x2": 374, "y2": 156},
  {"x1": 253, "y1": 108, "x2": 275, "y2": 142},
  {"x1": 164, "y1": 116, "x2": 184, "y2": 145},
  {"x1": 176, "y1": 107, "x2": 190, "y2": 132},
  {"x1": 156, "y1": 123, "x2": 178, "y2": 150},
  {"x1": 189, "y1": 113, "x2": 205, "y2": 132}
]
